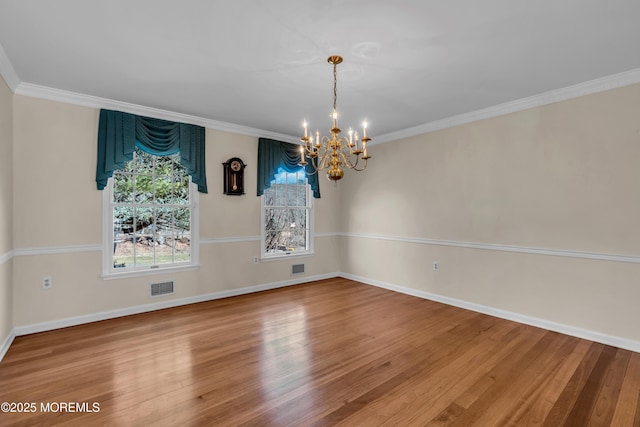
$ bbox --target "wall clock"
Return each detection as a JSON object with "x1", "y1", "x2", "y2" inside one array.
[{"x1": 222, "y1": 157, "x2": 246, "y2": 195}]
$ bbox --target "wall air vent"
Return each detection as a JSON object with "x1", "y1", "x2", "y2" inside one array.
[
  {"x1": 150, "y1": 281, "x2": 174, "y2": 297},
  {"x1": 292, "y1": 264, "x2": 305, "y2": 275}
]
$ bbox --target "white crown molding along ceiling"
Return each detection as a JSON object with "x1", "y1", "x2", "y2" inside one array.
[
  {"x1": 0, "y1": 42, "x2": 19, "y2": 91},
  {"x1": 2, "y1": 40, "x2": 640, "y2": 145}
]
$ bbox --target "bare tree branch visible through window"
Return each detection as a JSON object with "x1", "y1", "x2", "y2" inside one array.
[{"x1": 263, "y1": 169, "x2": 310, "y2": 255}]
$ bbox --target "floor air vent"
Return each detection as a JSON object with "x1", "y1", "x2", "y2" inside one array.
[
  {"x1": 292, "y1": 264, "x2": 305, "y2": 275},
  {"x1": 150, "y1": 280, "x2": 174, "y2": 297}
]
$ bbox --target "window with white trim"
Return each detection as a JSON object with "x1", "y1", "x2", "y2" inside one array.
[
  {"x1": 261, "y1": 167, "x2": 313, "y2": 258},
  {"x1": 103, "y1": 148, "x2": 198, "y2": 276}
]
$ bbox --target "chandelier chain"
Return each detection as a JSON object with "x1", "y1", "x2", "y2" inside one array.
[{"x1": 333, "y1": 62, "x2": 338, "y2": 112}]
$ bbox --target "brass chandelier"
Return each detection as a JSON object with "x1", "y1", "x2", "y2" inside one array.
[{"x1": 299, "y1": 55, "x2": 371, "y2": 181}]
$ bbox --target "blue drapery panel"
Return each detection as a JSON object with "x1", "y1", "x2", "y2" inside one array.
[
  {"x1": 257, "y1": 138, "x2": 320, "y2": 198},
  {"x1": 96, "y1": 109, "x2": 208, "y2": 193}
]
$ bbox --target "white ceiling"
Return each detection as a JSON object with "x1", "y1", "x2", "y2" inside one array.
[{"x1": 1, "y1": 0, "x2": 640, "y2": 143}]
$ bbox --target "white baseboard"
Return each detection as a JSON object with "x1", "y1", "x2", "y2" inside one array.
[
  {"x1": 339, "y1": 272, "x2": 640, "y2": 354},
  {"x1": 13, "y1": 272, "x2": 339, "y2": 337},
  {"x1": 0, "y1": 328, "x2": 16, "y2": 362},
  {"x1": 6, "y1": 272, "x2": 639, "y2": 362}
]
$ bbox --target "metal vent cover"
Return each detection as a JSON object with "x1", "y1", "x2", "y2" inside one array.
[
  {"x1": 291, "y1": 264, "x2": 305, "y2": 275},
  {"x1": 150, "y1": 281, "x2": 174, "y2": 297}
]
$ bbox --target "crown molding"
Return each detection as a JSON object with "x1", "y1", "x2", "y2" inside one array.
[
  {"x1": 0, "y1": 42, "x2": 20, "y2": 91},
  {"x1": 13, "y1": 82, "x2": 300, "y2": 144},
  {"x1": 375, "y1": 67, "x2": 640, "y2": 144},
  {"x1": 4, "y1": 33, "x2": 640, "y2": 147}
]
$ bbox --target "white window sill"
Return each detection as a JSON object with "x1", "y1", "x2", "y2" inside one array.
[
  {"x1": 260, "y1": 252, "x2": 315, "y2": 262},
  {"x1": 101, "y1": 264, "x2": 200, "y2": 280}
]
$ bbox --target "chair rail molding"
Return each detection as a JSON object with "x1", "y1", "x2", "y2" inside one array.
[
  {"x1": 0, "y1": 249, "x2": 14, "y2": 265},
  {"x1": 341, "y1": 232, "x2": 640, "y2": 264}
]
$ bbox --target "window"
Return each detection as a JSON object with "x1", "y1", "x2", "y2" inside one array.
[
  {"x1": 103, "y1": 148, "x2": 198, "y2": 277},
  {"x1": 261, "y1": 167, "x2": 314, "y2": 258}
]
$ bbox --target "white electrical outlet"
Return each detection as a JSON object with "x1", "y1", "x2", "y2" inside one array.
[
  {"x1": 433, "y1": 261, "x2": 439, "y2": 271},
  {"x1": 253, "y1": 256, "x2": 259, "y2": 264},
  {"x1": 42, "y1": 276, "x2": 53, "y2": 289}
]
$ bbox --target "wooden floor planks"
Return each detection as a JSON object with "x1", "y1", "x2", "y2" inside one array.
[{"x1": 1, "y1": 278, "x2": 639, "y2": 426}]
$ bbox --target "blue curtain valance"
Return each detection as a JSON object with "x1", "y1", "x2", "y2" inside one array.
[
  {"x1": 96, "y1": 109, "x2": 207, "y2": 193},
  {"x1": 257, "y1": 138, "x2": 320, "y2": 198}
]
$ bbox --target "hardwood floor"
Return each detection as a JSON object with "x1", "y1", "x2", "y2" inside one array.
[{"x1": 1, "y1": 278, "x2": 639, "y2": 426}]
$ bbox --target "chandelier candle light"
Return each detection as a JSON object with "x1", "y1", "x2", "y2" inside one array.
[{"x1": 299, "y1": 55, "x2": 371, "y2": 181}]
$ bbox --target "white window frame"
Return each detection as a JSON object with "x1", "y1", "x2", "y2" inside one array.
[
  {"x1": 260, "y1": 172, "x2": 314, "y2": 261},
  {"x1": 102, "y1": 158, "x2": 199, "y2": 279}
]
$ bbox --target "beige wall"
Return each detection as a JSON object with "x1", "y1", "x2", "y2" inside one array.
[
  {"x1": 6, "y1": 81, "x2": 640, "y2": 348},
  {"x1": 341, "y1": 83, "x2": 640, "y2": 342},
  {"x1": 0, "y1": 76, "x2": 13, "y2": 346},
  {"x1": 11, "y1": 96, "x2": 342, "y2": 327},
  {"x1": 13, "y1": 98, "x2": 101, "y2": 248},
  {"x1": 0, "y1": 79, "x2": 12, "y2": 255}
]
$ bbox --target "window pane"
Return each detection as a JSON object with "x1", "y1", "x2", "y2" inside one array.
[
  {"x1": 175, "y1": 235, "x2": 191, "y2": 262},
  {"x1": 155, "y1": 154, "x2": 174, "y2": 176},
  {"x1": 266, "y1": 207, "x2": 289, "y2": 231},
  {"x1": 154, "y1": 240, "x2": 174, "y2": 264},
  {"x1": 134, "y1": 207, "x2": 154, "y2": 233},
  {"x1": 113, "y1": 173, "x2": 134, "y2": 203},
  {"x1": 265, "y1": 229, "x2": 280, "y2": 253},
  {"x1": 154, "y1": 175, "x2": 173, "y2": 204},
  {"x1": 155, "y1": 207, "x2": 173, "y2": 234},
  {"x1": 114, "y1": 206, "x2": 134, "y2": 234},
  {"x1": 173, "y1": 206, "x2": 190, "y2": 263},
  {"x1": 298, "y1": 184, "x2": 307, "y2": 207},
  {"x1": 265, "y1": 207, "x2": 292, "y2": 253},
  {"x1": 133, "y1": 232, "x2": 154, "y2": 266},
  {"x1": 274, "y1": 169, "x2": 287, "y2": 184},
  {"x1": 174, "y1": 207, "x2": 190, "y2": 234},
  {"x1": 134, "y1": 174, "x2": 154, "y2": 203},
  {"x1": 122, "y1": 155, "x2": 136, "y2": 174},
  {"x1": 264, "y1": 187, "x2": 276, "y2": 206},
  {"x1": 291, "y1": 207, "x2": 307, "y2": 230},
  {"x1": 135, "y1": 150, "x2": 155, "y2": 174},
  {"x1": 291, "y1": 229, "x2": 307, "y2": 251},
  {"x1": 113, "y1": 206, "x2": 134, "y2": 268},
  {"x1": 133, "y1": 207, "x2": 154, "y2": 266},
  {"x1": 154, "y1": 207, "x2": 173, "y2": 264},
  {"x1": 287, "y1": 186, "x2": 298, "y2": 206},
  {"x1": 275, "y1": 185, "x2": 287, "y2": 206},
  {"x1": 172, "y1": 175, "x2": 190, "y2": 204},
  {"x1": 280, "y1": 232, "x2": 292, "y2": 251},
  {"x1": 268, "y1": 229, "x2": 291, "y2": 252}
]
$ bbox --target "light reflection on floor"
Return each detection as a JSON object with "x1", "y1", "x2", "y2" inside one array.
[
  {"x1": 259, "y1": 304, "x2": 315, "y2": 416},
  {"x1": 110, "y1": 334, "x2": 194, "y2": 419}
]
